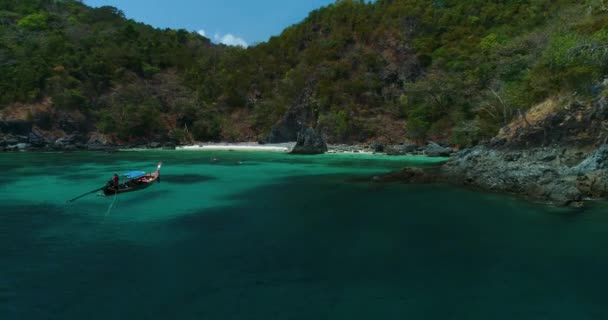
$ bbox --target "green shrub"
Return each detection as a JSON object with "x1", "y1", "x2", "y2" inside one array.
[{"x1": 17, "y1": 13, "x2": 48, "y2": 30}]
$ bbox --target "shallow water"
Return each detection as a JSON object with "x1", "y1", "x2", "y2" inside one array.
[{"x1": 1, "y1": 151, "x2": 607, "y2": 319}]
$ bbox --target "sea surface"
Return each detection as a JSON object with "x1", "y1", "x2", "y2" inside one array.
[{"x1": 1, "y1": 150, "x2": 608, "y2": 319}]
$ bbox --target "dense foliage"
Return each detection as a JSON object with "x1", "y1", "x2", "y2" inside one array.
[{"x1": 1, "y1": 0, "x2": 607, "y2": 144}]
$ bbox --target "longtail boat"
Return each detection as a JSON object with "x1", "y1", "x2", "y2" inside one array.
[{"x1": 103, "y1": 162, "x2": 162, "y2": 196}]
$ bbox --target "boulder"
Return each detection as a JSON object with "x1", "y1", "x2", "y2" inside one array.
[
  {"x1": 543, "y1": 181, "x2": 583, "y2": 207},
  {"x1": 16, "y1": 143, "x2": 30, "y2": 151},
  {"x1": 370, "y1": 142, "x2": 385, "y2": 153},
  {"x1": 28, "y1": 131, "x2": 46, "y2": 148},
  {"x1": 571, "y1": 144, "x2": 608, "y2": 173},
  {"x1": 424, "y1": 142, "x2": 453, "y2": 157},
  {"x1": 163, "y1": 142, "x2": 176, "y2": 150},
  {"x1": 1, "y1": 135, "x2": 19, "y2": 146},
  {"x1": 148, "y1": 142, "x2": 162, "y2": 149},
  {"x1": 373, "y1": 168, "x2": 441, "y2": 184},
  {"x1": 290, "y1": 128, "x2": 328, "y2": 155},
  {"x1": 385, "y1": 144, "x2": 418, "y2": 155},
  {"x1": 87, "y1": 133, "x2": 111, "y2": 146},
  {"x1": 55, "y1": 135, "x2": 75, "y2": 147}
]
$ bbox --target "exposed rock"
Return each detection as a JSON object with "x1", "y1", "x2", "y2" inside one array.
[
  {"x1": 571, "y1": 144, "x2": 608, "y2": 173},
  {"x1": 55, "y1": 135, "x2": 76, "y2": 146},
  {"x1": 28, "y1": 131, "x2": 47, "y2": 148},
  {"x1": 87, "y1": 133, "x2": 111, "y2": 146},
  {"x1": 371, "y1": 142, "x2": 385, "y2": 153},
  {"x1": 2, "y1": 136, "x2": 17, "y2": 146},
  {"x1": 264, "y1": 82, "x2": 316, "y2": 143},
  {"x1": 438, "y1": 145, "x2": 608, "y2": 206},
  {"x1": 163, "y1": 142, "x2": 176, "y2": 150},
  {"x1": 373, "y1": 168, "x2": 441, "y2": 184},
  {"x1": 424, "y1": 142, "x2": 453, "y2": 157},
  {"x1": 290, "y1": 127, "x2": 328, "y2": 155},
  {"x1": 148, "y1": 142, "x2": 162, "y2": 149},
  {"x1": 385, "y1": 144, "x2": 418, "y2": 155},
  {"x1": 15, "y1": 143, "x2": 31, "y2": 151},
  {"x1": 328, "y1": 144, "x2": 367, "y2": 153}
]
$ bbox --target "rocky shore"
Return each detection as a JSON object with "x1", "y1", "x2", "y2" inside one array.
[
  {"x1": 375, "y1": 97, "x2": 608, "y2": 207},
  {"x1": 0, "y1": 127, "x2": 178, "y2": 152}
]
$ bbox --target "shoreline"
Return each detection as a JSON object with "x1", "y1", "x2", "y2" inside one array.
[
  {"x1": 1, "y1": 140, "x2": 449, "y2": 158},
  {"x1": 175, "y1": 142, "x2": 294, "y2": 152}
]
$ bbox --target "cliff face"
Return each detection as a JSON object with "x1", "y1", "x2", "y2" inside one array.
[{"x1": 440, "y1": 98, "x2": 608, "y2": 206}]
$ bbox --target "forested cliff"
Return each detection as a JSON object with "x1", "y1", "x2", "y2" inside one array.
[{"x1": 1, "y1": 0, "x2": 607, "y2": 146}]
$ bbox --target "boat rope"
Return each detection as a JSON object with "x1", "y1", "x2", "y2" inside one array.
[{"x1": 104, "y1": 192, "x2": 118, "y2": 218}]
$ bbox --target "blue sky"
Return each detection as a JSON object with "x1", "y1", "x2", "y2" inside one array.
[{"x1": 83, "y1": 0, "x2": 338, "y2": 47}]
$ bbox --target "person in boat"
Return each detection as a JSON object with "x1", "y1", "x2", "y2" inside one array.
[
  {"x1": 113, "y1": 174, "x2": 119, "y2": 186},
  {"x1": 105, "y1": 174, "x2": 119, "y2": 191}
]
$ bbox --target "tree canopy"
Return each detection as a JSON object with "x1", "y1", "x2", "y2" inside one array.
[{"x1": 1, "y1": 0, "x2": 607, "y2": 144}]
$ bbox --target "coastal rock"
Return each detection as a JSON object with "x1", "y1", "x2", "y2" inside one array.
[
  {"x1": 87, "y1": 133, "x2": 111, "y2": 146},
  {"x1": 424, "y1": 142, "x2": 453, "y2": 157},
  {"x1": 9, "y1": 143, "x2": 31, "y2": 151},
  {"x1": 385, "y1": 144, "x2": 418, "y2": 155},
  {"x1": 55, "y1": 135, "x2": 77, "y2": 147},
  {"x1": 373, "y1": 168, "x2": 441, "y2": 184},
  {"x1": 290, "y1": 127, "x2": 328, "y2": 155},
  {"x1": 28, "y1": 131, "x2": 47, "y2": 148},
  {"x1": 163, "y1": 142, "x2": 176, "y2": 150},
  {"x1": 148, "y1": 142, "x2": 162, "y2": 149},
  {"x1": 264, "y1": 82, "x2": 316, "y2": 143},
  {"x1": 571, "y1": 144, "x2": 608, "y2": 173},
  {"x1": 371, "y1": 142, "x2": 385, "y2": 153},
  {"x1": 438, "y1": 145, "x2": 605, "y2": 206}
]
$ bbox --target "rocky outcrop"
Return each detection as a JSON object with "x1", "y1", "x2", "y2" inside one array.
[
  {"x1": 373, "y1": 168, "x2": 441, "y2": 184},
  {"x1": 385, "y1": 144, "x2": 419, "y2": 155},
  {"x1": 290, "y1": 127, "x2": 328, "y2": 155},
  {"x1": 438, "y1": 145, "x2": 608, "y2": 206},
  {"x1": 424, "y1": 142, "x2": 453, "y2": 157},
  {"x1": 377, "y1": 97, "x2": 608, "y2": 206},
  {"x1": 264, "y1": 82, "x2": 316, "y2": 143}
]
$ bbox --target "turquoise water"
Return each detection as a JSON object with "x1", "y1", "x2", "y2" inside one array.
[{"x1": 2, "y1": 151, "x2": 608, "y2": 319}]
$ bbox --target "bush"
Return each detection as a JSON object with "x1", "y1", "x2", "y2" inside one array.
[
  {"x1": 191, "y1": 115, "x2": 221, "y2": 141},
  {"x1": 17, "y1": 13, "x2": 48, "y2": 30}
]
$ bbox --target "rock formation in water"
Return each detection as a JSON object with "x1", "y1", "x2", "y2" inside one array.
[{"x1": 290, "y1": 127, "x2": 328, "y2": 155}]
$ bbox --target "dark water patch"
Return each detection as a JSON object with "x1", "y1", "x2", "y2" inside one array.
[
  {"x1": 161, "y1": 174, "x2": 217, "y2": 184},
  {"x1": 0, "y1": 176, "x2": 16, "y2": 186},
  {"x1": 0, "y1": 203, "x2": 73, "y2": 259}
]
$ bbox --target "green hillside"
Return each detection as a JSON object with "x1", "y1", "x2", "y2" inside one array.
[{"x1": 1, "y1": 0, "x2": 607, "y2": 145}]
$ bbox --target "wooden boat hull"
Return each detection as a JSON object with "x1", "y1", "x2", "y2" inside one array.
[{"x1": 103, "y1": 162, "x2": 162, "y2": 196}]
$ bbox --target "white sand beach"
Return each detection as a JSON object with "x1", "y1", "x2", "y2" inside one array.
[{"x1": 176, "y1": 142, "x2": 294, "y2": 152}]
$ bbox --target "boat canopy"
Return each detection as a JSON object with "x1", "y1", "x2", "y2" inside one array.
[{"x1": 122, "y1": 171, "x2": 146, "y2": 179}]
